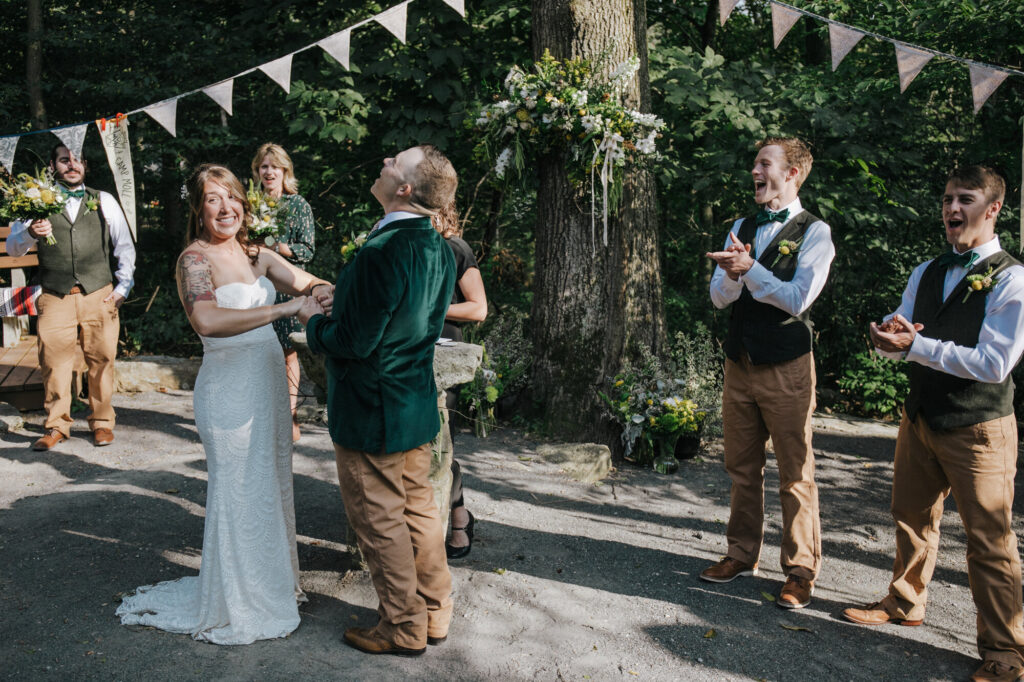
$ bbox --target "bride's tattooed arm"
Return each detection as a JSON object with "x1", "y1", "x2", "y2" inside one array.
[{"x1": 176, "y1": 251, "x2": 215, "y2": 316}]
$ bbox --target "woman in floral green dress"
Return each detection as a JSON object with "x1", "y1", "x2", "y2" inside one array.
[{"x1": 251, "y1": 143, "x2": 315, "y2": 441}]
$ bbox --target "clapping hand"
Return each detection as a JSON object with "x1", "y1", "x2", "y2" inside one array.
[
  {"x1": 706, "y1": 232, "x2": 755, "y2": 281},
  {"x1": 869, "y1": 314, "x2": 923, "y2": 353},
  {"x1": 297, "y1": 295, "x2": 324, "y2": 326}
]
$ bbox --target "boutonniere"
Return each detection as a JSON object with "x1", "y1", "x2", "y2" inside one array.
[
  {"x1": 339, "y1": 230, "x2": 369, "y2": 264},
  {"x1": 769, "y1": 238, "x2": 802, "y2": 268},
  {"x1": 961, "y1": 265, "x2": 1000, "y2": 303},
  {"x1": 83, "y1": 197, "x2": 99, "y2": 214}
]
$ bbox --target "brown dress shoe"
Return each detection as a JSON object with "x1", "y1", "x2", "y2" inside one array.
[
  {"x1": 842, "y1": 600, "x2": 923, "y2": 627},
  {"x1": 32, "y1": 429, "x2": 68, "y2": 451},
  {"x1": 971, "y1": 659, "x2": 1024, "y2": 681},
  {"x1": 93, "y1": 428, "x2": 115, "y2": 446},
  {"x1": 343, "y1": 627, "x2": 425, "y2": 656},
  {"x1": 699, "y1": 556, "x2": 758, "y2": 583},
  {"x1": 777, "y1": 574, "x2": 813, "y2": 609}
]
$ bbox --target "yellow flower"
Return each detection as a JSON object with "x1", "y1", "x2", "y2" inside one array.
[
  {"x1": 515, "y1": 109, "x2": 530, "y2": 122},
  {"x1": 972, "y1": 280, "x2": 984, "y2": 291},
  {"x1": 647, "y1": 399, "x2": 653, "y2": 405},
  {"x1": 614, "y1": 380, "x2": 624, "y2": 387},
  {"x1": 40, "y1": 189, "x2": 55, "y2": 204},
  {"x1": 779, "y1": 245, "x2": 791, "y2": 256}
]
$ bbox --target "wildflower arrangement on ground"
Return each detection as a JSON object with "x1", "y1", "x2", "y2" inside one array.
[
  {"x1": 469, "y1": 50, "x2": 665, "y2": 238},
  {"x1": 600, "y1": 330, "x2": 723, "y2": 463},
  {"x1": 0, "y1": 169, "x2": 66, "y2": 244},
  {"x1": 339, "y1": 229, "x2": 369, "y2": 265},
  {"x1": 459, "y1": 310, "x2": 533, "y2": 437},
  {"x1": 246, "y1": 180, "x2": 286, "y2": 246}
]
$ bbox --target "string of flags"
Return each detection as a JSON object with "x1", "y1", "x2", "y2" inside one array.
[
  {"x1": 0, "y1": 0, "x2": 466, "y2": 175},
  {"x1": 720, "y1": 0, "x2": 1024, "y2": 115}
]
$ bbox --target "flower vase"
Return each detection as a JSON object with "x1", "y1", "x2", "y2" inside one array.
[
  {"x1": 674, "y1": 430, "x2": 702, "y2": 461},
  {"x1": 653, "y1": 433, "x2": 680, "y2": 475}
]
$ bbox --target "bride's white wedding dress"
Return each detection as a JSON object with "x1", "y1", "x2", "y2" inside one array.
[{"x1": 117, "y1": 276, "x2": 305, "y2": 645}]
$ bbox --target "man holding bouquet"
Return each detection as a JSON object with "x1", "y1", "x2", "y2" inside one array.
[
  {"x1": 703, "y1": 137, "x2": 834, "y2": 608},
  {"x1": 7, "y1": 144, "x2": 135, "y2": 450},
  {"x1": 843, "y1": 166, "x2": 1024, "y2": 682}
]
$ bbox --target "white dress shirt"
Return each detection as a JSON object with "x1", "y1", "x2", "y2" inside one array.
[
  {"x1": 375, "y1": 210, "x2": 427, "y2": 232},
  {"x1": 880, "y1": 235, "x2": 1024, "y2": 383},
  {"x1": 709, "y1": 197, "x2": 835, "y2": 316},
  {"x1": 8, "y1": 187, "x2": 136, "y2": 299}
]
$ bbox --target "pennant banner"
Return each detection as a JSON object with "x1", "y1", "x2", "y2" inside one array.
[
  {"x1": 259, "y1": 55, "x2": 293, "y2": 94},
  {"x1": 318, "y1": 30, "x2": 351, "y2": 70},
  {"x1": 374, "y1": 2, "x2": 409, "y2": 43},
  {"x1": 894, "y1": 44, "x2": 934, "y2": 93},
  {"x1": 829, "y1": 24, "x2": 865, "y2": 72},
  {"x1": 144, "y1": 99, "x2": 178, "y2": 137},
  {"x1": 771, "y1": 3, "x2": 802, "y2": 49},
  {"x1": 719, "y1": 0, "x2": 740, "y2": 27},
  {"x1": 0, "y1": 136, "x2": 17, "y2": 174},
  {"x1": 441, "y1": 0, "x2": 465, "y2": 17},
  {"x1": 96, "y1": 117, "x2": 137, "y2": 240},
  {"x1": 970, "y1": 64, "x2": 1009, "y2": 114},
  {"x1": 53, "y1": 123, "x2": 89, "y2": 161},
  {"x1": 202, "y1": 79, "x2": 234, "y2": 116}
]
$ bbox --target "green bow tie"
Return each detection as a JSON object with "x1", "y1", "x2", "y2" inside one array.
[
  {"x1": 62, "y1": 188, "x2": 85, "y2": 198},
  {"x1": 755, "y1": 207, "x2": 789, "y2": 226},
  {"x1": 936, "y1": 250, "x2": 979, "y2": 269}
]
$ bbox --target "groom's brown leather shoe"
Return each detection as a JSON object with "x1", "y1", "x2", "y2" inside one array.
[
  {"x1": 32, "y1": 429, "x2": 67, "y2": 451},
  {"x1": 343, "y1": 627, "x2": 425, "y2": 656},
  {"x1": 93, "y1": 428, "x2": 114, "y2": 446},
  {"x1": 842, "y1": 601, "x2": 923, "y2": 627}
]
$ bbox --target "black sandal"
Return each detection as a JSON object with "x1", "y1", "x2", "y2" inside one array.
[{"x1": 445, "y1": 511, "x2": 474, "y2": 560}]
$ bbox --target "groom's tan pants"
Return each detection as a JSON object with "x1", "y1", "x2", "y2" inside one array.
[{"x1": 334, "y1": 442, "x2": 452, "y2": 649}]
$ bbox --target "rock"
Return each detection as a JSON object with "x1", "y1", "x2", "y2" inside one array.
[
  {"x1": 536, "y1": 443, "x2": 612, "y2": 484},
  {"x1": 433, "y1": 342, "x2": 483, "y2": 390},
  {"x1": 0, "y1": 402, "x2": 24, "y2": 432},
  {"x1": 115, "y1": 356, "x2": 201, "y2": 392}
]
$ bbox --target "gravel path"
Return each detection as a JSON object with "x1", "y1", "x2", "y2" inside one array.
[{"x1": 1, "y1": 391, "x2": 1021, "y2": 681}]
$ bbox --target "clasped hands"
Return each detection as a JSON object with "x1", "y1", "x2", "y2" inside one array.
[
  {"x1": 296, "y1": 284, "x2": 334, "y2": 325},
  {"x1": 706, "y1": 232, "x2": 755, "y2": 280},
  {"x1": 869, "y1": 314, "x2": 923, "y2": 354}
]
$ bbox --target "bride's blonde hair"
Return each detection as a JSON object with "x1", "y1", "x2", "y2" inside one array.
[{"x1": 185, "y1": 164, "x2": 259, "y2": 264}]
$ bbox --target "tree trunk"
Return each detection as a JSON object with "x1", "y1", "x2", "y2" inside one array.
[
  {"x1": 530, "y1": 0, "x2": 665, "y2": 450},
  {"x1": 26, "y1": 0, "x2": 47, "y2": 130}
]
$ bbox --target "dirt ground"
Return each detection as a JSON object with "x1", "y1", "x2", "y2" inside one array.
[{"x1": 2, "y1": 390, "x2": 1022, "y2": 681}]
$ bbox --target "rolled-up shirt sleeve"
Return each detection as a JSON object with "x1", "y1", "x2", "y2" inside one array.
[{"x1": 99, "y1": 192, "x2": 136, "y2": 298}]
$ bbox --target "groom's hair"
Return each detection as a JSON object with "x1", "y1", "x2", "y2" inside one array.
[
  {"x1": 947, "y1": 165, "x2": 1005, "y2": 205},
  {"x1": 757, "y1": 137, "x2": 813, "y2": 189},
  {"x1": 408, "y1": 144, "x2": 457, "y2": 214}
]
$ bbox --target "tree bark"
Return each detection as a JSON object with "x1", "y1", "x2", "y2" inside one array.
[
  {"x1": 26, "y1": 0, "x2": 47, "y2": 130},
  {"x1": 530, "y1": 0, "x2": 665, "y2": 450}
]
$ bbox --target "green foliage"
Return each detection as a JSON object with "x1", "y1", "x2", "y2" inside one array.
[
  {"x1": 459, "y1": 309, "x2": 534, "y2": 435},
  {"x1": 836, "y1": 351, "x2": 910, "y2": 419}
]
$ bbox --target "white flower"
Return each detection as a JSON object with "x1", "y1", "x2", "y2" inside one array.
[
  {"x1": 571, "y1": 90, "x2": 589, "y2": 108},
  {"x1": 503, "y1": 125, "x2": 516, "y2": 135},
  {"x1": 25, "y1": 187, "x2": 41, "y2": 199},
  {"x1": 504, "y1": 68, "x2": 524, "y2": 95},
  {"x1": 494, "y1": 147, "x2": 512, "y2": 179},
  {"x1": 581, "y1": 114, "x2": 603, "y2": 132},
  {"x1": 609, "y1": 57, "x2": 640, "y2": 90},
  {"x1": 525, "y1": 97, "x2": 537, "y2": 110},
  {"x1": 519, "y1": 120, "x2": 532, "y2": 130},
  {"x1": 494, "y1": 100, "x2": 514, "y2": 114},
  {"x1": 635, "y1": 131, "x2": 658, "y2": 155},
  {"x1": 475, "y1": 116, "x2": 490, "y2": 128},
  {"x1": 630, "y1": 110, "x2": 664, "y2": 129}
]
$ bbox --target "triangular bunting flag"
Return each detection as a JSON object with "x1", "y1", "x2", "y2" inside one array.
[
  {"x1": 771, "y1": 3, "x2": 802, "y2": 49},
  {"x1": 0, "y1": 136, "x2": 18, "y2": 174},
  {"x1": 374, "y1": 2, "x2": 409, "y2": 44},
  {"x1": 144, "y1": 99, "x2": 178, "y2": 137},
  {"x1": 318, "y1": 30, "x2": 351, "y2": 70},
  {"x1": 829, "y1": 24, "x2": 865, "y2": 72},
  {"x1": 894, "y1": 44, "x2": 933, "y2": 93},
  {"x1": 719, "y1": 0, "x2": 740, "y2": 26},
  {"x1": 53, "y1": 123, "x2": 89, "y2": 161},
  {"x1": 969, "y1": 64, "x2": 1009, "y2": 114},
  {"x1": 202, "y1": 79, "x2": 234, "y2": 116},
  {"x1": 259, "y1": 54, "x2": 293, "y2": 94},
  {"x1": 441, "y1": 0, "x2": 465, "y2": 17}
]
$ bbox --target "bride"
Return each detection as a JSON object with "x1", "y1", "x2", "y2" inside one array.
[{"x1": 116, "y1": 164, "x2": 332, "y2": 645}]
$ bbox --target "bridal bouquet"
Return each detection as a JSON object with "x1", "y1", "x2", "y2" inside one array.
[
  {"x1": 246, "y1": 180, "x2": 286, "y2": 246},
  {"x1": 469, "y1": 50, "x2": 665, "y2": 244},
  {"x1": 0, "y1": 169, "x2": 66, "y2": 244}
]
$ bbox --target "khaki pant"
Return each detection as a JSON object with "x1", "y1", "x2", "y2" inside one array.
[
  {"x1": 334, "y1": 442, "x2": 452, "y2": 649},
  {"x1": 722, "y1": 352, "x2": 821, "y2": 580},
  {"x1": 882, "y1": 411, "x2": 1024, "y2": 667},
  {"x1": 36, "y1": 283, "x2": 119, "y2": 436}
]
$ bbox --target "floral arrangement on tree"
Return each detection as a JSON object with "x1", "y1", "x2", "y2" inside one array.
[
  {"x1": 600, "y1": 331, "x2": 723, "y2": 469},
  {"x1": 469, "y1": 50, "x2": 665, "y2": 245},
  {"x1": 246, "y1": 179, "x2": 286, "y2": 246},
  {"x1": 0, "y1": 169, "x2": 67, "y2": 245}
]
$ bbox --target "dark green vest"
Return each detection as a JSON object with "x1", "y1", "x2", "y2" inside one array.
[
  {"x1": 723, "y1": 211, "x2": 819, "y2": 365},
  {"x1": 37, "y1": 187, "x2": 113, "y2": 295},
  {"x1": 905, "y1": 249, "x2": 1021, "y2": 430}
]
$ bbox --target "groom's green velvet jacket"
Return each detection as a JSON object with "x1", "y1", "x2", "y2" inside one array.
[{"x1": 305, "y1": 216, "x2": 456, "y2": 454}]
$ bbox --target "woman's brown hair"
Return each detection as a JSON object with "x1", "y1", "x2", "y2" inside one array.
[{"x1": 185, "y1": 163, "x2": 260, "y2": 264}]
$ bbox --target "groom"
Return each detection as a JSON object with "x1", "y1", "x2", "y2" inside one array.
[{"x1": 299, "y1": 145, "x2": 456, "y2": 656}]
